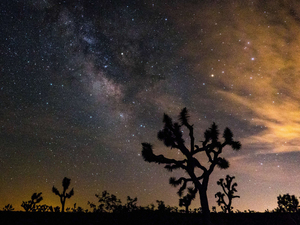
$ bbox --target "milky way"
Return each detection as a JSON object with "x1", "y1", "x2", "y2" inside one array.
[{"x1": 2, "y1": 0, "x2": 300, "y2": 212}]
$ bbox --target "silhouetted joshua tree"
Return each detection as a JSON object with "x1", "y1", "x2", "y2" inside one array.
[
  {"x1": 52, "y1": 177, "x2": 74, "y2": 212},
  {"x1": 142, "y1": 108, "x2": 241, "y2": 225},
  {"x1": 215, "y1": 175, "x2": 240, "y2": 213},
  {"x1": 277, "y1": 194, "x2": 299, "y2": 213},
  {"x1": 179, "y1": 187, "x2": 197, "y2": 213},
  {"x1": 21, "y1": 192, "x2": 43, "y2": 212}
]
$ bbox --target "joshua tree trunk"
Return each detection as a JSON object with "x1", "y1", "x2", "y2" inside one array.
[
  {"x1": 185, "y1": 205, "x2": 189, "y2": 214},
  {"x1": 61, "y1": 197, "x2": 65, "y2": 213},
  {"x1": 228, "y1": 198, "x2": 232, "y2": 213},
  {"x1": 199, "y1": 188, "x2": 211, "y2": 225}
]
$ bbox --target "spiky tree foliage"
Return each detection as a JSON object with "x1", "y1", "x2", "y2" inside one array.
[
  {"x1": 277, "y1": 194, "x2": 299, "y2": 213},
  {"x1": 52, "y1": 177, "x2": 74, "y2": 212},
  {"x1": 142, "y1": 108, "x2": 241, "y2": 225},
  {"x1": 21, "y1": 192, "x2": 43, "y2": 212},
  {"x1": 215, "y1": 175, "x2": 240, "y2": 213}
]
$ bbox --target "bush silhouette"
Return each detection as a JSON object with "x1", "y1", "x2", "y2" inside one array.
[
  {"x1": 88, "y1": 190, "x2": 122, "y2": 213},
  {"x1": 156, "y1": 200, "x2": 166, "y2": 211},
  {"x1": 215, "y1": 175, "x2": 240, "y2": 213},
  {"x1": 3, "y1": 204, "x2": 14, "y2": 211},
  {"x1": 123, "y1": 196, "x2": 138, "y2": 212},
  {"x1": 21, "y1": 192, "x2": 43, "y2": 212},
  {"x1": 36, "y1": 204, "x2": 52, "y2": 212},
  {"x1": 141, "y1": 108, "x2": 241, "y2": 225},
  {"x1": 179, "y1": 187, "x2": 197, "y2": 213},
  {"x1": 52, "y1": 177, "x2": 74, "y2": 212},
  {"x1": 277, "y1": 194, "x2": 299, "y2": 213}
]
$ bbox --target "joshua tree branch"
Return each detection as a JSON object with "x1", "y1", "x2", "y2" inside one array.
[{"x1": 193, "y1": 145, "x2": 208, "y2": 155}]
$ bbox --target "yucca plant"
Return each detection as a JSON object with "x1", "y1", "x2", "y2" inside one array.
[
  {"x1": 52, "y1": 177, "x2": 74, "y2": 212},
  {"x1": 215, "y1": 175, "x2": 240, "y2": 213}
]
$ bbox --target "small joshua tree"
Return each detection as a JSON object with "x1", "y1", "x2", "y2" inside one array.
[
  {"x1": 215, "y1": 175, "x2": 240, "y2": 213},
  {"x1": 52, "y1": 177, "x2": 74, "y2": 212},
  {"x1": 21, "y1": 192, "x2": 43, "y2": 212}
]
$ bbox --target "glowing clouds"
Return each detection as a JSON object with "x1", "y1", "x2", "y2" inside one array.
[
  {"x1": 171, "y1": 1, "x2": 300, "y2": 154},
  {"x1": 220, "y1": 91, "x2": 300, "y2": 153}
]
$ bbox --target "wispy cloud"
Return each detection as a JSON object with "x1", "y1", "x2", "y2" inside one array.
[
  {"x1": 220, "y1": 85, "x2": 300, "y2": 154},
  {"x1": 174, "y1": 1, "x2": 300, "y2": 154}
]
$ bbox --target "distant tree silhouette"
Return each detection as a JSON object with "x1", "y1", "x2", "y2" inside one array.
[
  {"x1": 179, "y1": 187, "x2": 197, "y2": 213},
  {"x1": 212, "y1": 206, "x2": 216, "y2": 213},
  {"x1": 3, "y1": 204, "x2": 14, "y2": 211},
  {"x1": 21, "y1": 202, "x2": 31, "y2": 212},
  {"x1": 88, "y1": 190, "x2": 122, "y2": 213},
  {"x1": 52, "y1": 177, "x2": 74, "y2": 212},
  {"x1": 123, "y1": 196, "x2": 138, "y2": 212},
  {"x1": 69, "y1": 203, "x2": 85, "y2": 213},
  {"x1": 87, "y1": 201, "x2": 97, "y2": 213},
  {"x1": 155, "y1": 200, "x2": 177, "y2": 212},
  {"x1": 277, "y1": 194, "x2": 299, "y2": 213},
  {"x1": 141, "y1": 108, "x2": 241, "y2": 225},
  {"x1": 215, "y1": 175, "x2": 240, "y2": 213},
  {"x1": 21, "y1": 192, "x2": 43, "y2": 212},
  {"x1": 144, "y1": 203, "x2": 155, "y2": 211},
  {"x1": 192, "y1": 207, "x2": 202, "y2": 214},
  {"x1": 36, "y1": 204, "x2": 51, "y2": 212},
  {"x1": 54, "y1": 206, "x2": 61, "y2": 212},
  {"x1": 156, "y1": 200, "x2": 166, "y2": 211}
]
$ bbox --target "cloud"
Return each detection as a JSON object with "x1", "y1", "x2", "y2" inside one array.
[
  {"x1": 169, "y1": 0, "x2": 300, "y2": 154},
  {"x1": 220, "y1": 91, "x2": 300, "y2": 154}
]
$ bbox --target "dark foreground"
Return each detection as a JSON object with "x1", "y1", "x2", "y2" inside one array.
[{"x1": 2, "y1": 211, "x2": 300, "y2": 225}]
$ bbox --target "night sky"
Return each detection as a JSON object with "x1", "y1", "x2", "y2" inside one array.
[{"x1": 2, "y1": 0, "x2": 300, "y2": 212}]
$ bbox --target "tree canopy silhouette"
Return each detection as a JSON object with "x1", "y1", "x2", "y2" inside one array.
[
  {"x1": 52, "y1": 177, "x2": 74, "y2": 212},
  {"x1": 141, "y1": 108, "x2": 241, "y2": 225},
  {"x1": 277, "y1": 194, "x2": 299, "y2": 213}
]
